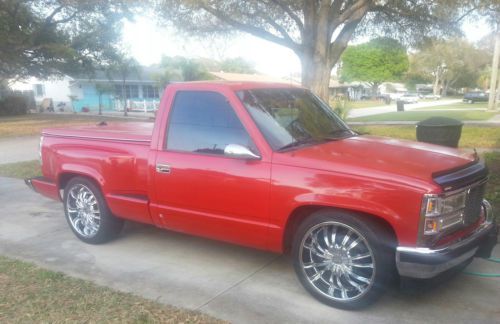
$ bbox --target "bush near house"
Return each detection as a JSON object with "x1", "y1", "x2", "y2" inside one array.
[{"x1": 0, "y1": 95, "x2": 29, "y2": 116}]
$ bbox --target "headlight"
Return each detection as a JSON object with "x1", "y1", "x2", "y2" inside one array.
[{"x1": 422, "y1": 191, "x2": 467, "y2": 235}]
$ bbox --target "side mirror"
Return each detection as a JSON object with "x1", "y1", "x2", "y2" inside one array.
[{"x1": 224, "y1": 144, "x2": 261, "y2": 160}]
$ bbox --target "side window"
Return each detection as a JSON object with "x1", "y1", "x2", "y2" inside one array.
[{"x1": 166, "y1": 91, "x2": 256, "y2": 155}]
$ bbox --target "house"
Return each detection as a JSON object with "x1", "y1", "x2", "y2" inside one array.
[
  {"x1": 329, "y1": 80, "x2": 371, "y2": 100},
  {"x1": 11, "y1": 67, "x2": 162, "y2": 112},
  {"x1": 378, "y1": 82, "x2": 407, "y2": 96}
]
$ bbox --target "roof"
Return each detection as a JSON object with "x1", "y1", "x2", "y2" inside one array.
[
  {"x1": 165, "y1": 80, "x2": 302, "y2": 92},
  {"x1": 71, "y1": 66, "x2": 161, "y2": 83},
  {"x1": 210, "y1": 71, "x2": 300, "y2": 85},
  {"x1": 329, "y1": 80, "x2": 371, "y2": 88}
]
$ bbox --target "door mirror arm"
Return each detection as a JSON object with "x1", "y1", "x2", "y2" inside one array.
[{"x1": 224, "y1": 144, "x2": 261, "y2": 160}]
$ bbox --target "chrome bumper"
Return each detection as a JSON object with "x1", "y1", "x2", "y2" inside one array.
[{"x1": 396, "y1": 200, "x2": 498, "y2": 279}]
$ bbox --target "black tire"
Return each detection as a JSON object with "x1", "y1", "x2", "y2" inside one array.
[
  {"x1": 63, "y1": 177, "x2": 124, "y2": 244},
  {"x1": 291, "y1": 209, "x2": 395, "y2": 309}
]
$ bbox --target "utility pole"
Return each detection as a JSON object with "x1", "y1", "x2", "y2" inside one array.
[{"x1": 488, "y1": 32, "x2": 500, "y2": 111}]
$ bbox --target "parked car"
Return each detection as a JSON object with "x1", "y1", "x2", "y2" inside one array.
[
  {"x1": 26, "y1": 82, "x2": 497, "y2": 310},
  {"x1": 463, "y1": 91, "x2": 488, "y2": 103},
  {"x1": 399, "y1": 92, "x2": 419, "y2": 104}
]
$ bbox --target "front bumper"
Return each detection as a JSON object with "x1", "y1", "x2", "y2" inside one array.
[{"x1": 396, "y1": 200, "x2": 498, "y2": 279}]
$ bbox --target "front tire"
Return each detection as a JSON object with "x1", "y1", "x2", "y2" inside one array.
[
  {"x1": 292, "y1": 210, "x2": 395, "y2": 309},
  {"x1": 63, "y1": 177, "x2": 124, "y2": 244}
]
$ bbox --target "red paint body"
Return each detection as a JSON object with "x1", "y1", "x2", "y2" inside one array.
[{"x1": 32, "y1": 82, "x2": 477, "y2": 252}]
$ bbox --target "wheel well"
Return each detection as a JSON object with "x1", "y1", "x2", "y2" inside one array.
[
  {"x1": 282, "y1": 205, "x2": 398, "y2": 253},
  {"x1": 58, "y1": 173, "x2": 100, "y2": 192}
]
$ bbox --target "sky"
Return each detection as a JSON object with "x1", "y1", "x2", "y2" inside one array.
[{"x1": 122, "y1": 13, "x2": 492, "y2": 78}]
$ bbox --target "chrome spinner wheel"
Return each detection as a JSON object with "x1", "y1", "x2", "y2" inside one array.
[
  {"x1": 66, "y1": 184, "x2": 101, "y2": 238},
  {"x1": 298, "y1": 221, "x2": 375, "y2": 302}
]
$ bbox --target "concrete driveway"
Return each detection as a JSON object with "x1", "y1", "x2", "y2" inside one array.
[{"x1": 1, "y1": 177, "x2": 499, "y2": 323}]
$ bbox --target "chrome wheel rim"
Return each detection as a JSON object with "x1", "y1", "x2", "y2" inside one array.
[
  {"x1": 66, "y1": 184, "x2": 101, "y2": 238},
  {"x1": 299, "y1": 222, "x2": 375, "y2": 302}
]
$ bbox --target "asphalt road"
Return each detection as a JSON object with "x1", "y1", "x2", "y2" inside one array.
[{"x1": 1, "y1": 177, "x2": 499, "y2": 323}]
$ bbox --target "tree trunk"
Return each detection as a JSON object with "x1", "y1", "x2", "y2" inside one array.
[
  {"x1": 488, "y1": 32, "x2": 500, "y2": 111},
  {"x1": 122, "y1": 81, "x2": 127, "y2": 117},
  {"x1": 433, "y1": 73, "x2": 440, "y2": 96},
  {"x1": 300, "y1": 51, "x2": 331, "y2": 103}
]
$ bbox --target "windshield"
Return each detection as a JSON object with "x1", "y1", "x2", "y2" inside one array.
[{"x1": 237, "y1": 88, "x2": 355, "y2": 151}]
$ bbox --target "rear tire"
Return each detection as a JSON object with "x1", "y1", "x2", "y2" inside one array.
[
  {"x1": 63, "y1": 177, "x2": 124, "y2": 244},
  {"x1": 292, "y1": 209, "x2": 395, "y2": 309}
]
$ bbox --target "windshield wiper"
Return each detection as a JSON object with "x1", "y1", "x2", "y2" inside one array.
[
  {"x1": 277, "y1": 137, "x2": 323, "y2": 152},
  {"x1": 328, "y1": 129, "x2": 357, "y2": 139}
]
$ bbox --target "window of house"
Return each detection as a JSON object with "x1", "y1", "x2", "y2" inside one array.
[
  {"x1": 114, "y1": 84, "x2": 139, "y2": 99},
  {"x1": 143, "y1": 85, "x2": 159, "y2": 99},
  {"x1": 165, "y1": 91, "x2": 257, "y2": 156},
  {"x1": 33, "y1": 84, "x2": 45, "y2": 97}
]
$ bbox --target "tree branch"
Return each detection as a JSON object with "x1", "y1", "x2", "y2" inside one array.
[
  {"x1": 269, "y1": 0, "x2": 304, "y2": 32},
  {"x1": 200, "y1": 4, "x2": 301, "y2": 52}
]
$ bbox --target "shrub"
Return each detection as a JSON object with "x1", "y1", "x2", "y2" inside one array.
[
  {"x1": 330, "y1": 97, "x2": 351, "y2": 120},
  {"x1": 0, "y1": 95, "x2": 29, "y2": 116}
]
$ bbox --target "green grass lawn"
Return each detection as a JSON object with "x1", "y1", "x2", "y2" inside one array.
[
  {"x1": 348, "y1": 110, "x2": 496, "y2": 122},
  {"x1": 0, "y1": 256, "x2": 224, "y2": 323},
  {"x1": 0, "y1": 160, "x2": 42, "y2": 179},
  {"x1": 415, "y1": 102, "x2": 488, "y2": 110},
  {"x1": 352, "y1": 125, "x2": 500, "y2": 149},
  {"x1": 0, "y1": 113, "x2": 148, "y2": 138}
]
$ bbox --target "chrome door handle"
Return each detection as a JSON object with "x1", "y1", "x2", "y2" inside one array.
[{"x1": 156, "y1": 163, "x2": 171, "y2": 174}]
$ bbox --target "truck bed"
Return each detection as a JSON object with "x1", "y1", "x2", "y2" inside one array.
[{"x1": 42, "y1": 122, "x2": 154, "y2": 143}]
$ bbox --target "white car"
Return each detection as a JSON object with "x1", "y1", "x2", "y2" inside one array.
[{"x1": 399, "y1": 93, "x2": 419, "y2": 104}]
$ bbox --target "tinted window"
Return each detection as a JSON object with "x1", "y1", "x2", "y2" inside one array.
[
  {"x1": 166, "y1": 91, "x2": 256, "y2": 155},
  {"x1": 237, "y1": 88, "x2": 353, "y2": 151}
]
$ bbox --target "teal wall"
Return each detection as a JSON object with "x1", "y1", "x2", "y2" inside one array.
[
  {"x1": 73, "y1": 83, "x2": 114, "y2": 112},
  {"x1": 73, "y1": 83, "x2": 159, "y2": 112}
]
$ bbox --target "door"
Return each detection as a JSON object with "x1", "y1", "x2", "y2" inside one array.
[{"x1": 152, "y1": 90, "x2": 272, "y2": 249}]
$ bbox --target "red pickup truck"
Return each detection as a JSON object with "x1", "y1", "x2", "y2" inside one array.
[{"x1": 26, "y1": 82, "x2": 497, "y2": 309}]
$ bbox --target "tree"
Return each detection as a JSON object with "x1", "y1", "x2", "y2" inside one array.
[
  {"x1": 409, "y1": 39, "x2": 490, "y2": 96},
  {"x1": 94, "y1": 83, "x2": 114, "y2": 115},
  {"x1": 339, "y1": 38, "x2": 408, "y2": 95},
  {"x1": 0, "y1": 0, "x2": 131, "y2": 84},
  {"x1": 108, "y1": 56, "x2": 141, "y2": 117},
  {"x1": 219, "y1": 57, "x2": 256, "y2": 73},
  {"x1": 154, "y1": 56, "x2": 212, "y2": 88},
  {"x1": 157, "y1": 0, "x2": 468, "y2": 100}
]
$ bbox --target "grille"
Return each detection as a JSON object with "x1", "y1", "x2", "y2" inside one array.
[{"x1": 463, "y1": 183, "x2": 486, "y2": 225}]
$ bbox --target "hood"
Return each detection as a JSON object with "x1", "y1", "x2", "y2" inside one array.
[{"x1": 273, "y1": 135, "x2": 477, "y2": 189}]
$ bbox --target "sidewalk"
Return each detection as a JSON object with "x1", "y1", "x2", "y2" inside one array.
[{"x1": 347, "y1": 99, "x2": 462, "y2": 118}]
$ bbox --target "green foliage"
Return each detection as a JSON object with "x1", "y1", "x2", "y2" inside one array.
[
  {"x1": 0, "y1": 0, "x2": 131, "y2": 82},
  {"x1": 219, "y1": 57, "x2": 256, "y2": 73},
  {"x1": 340, "y1": 38, "x2": 409, "y2": 86},
  {"x1": 155, "y1": 56, "x2": 213, "y2": 87},
  {"x1": 329, "y1": 98, "x2": 351, "y2": 120},
  {"x1": 409, "y1": 38, "x2": 490, "y2": 91},
  {"x1": 0, "y1": 95, "x2": 29, "y2": 116}
]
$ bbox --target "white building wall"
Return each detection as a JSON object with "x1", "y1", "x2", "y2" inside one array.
[{"x1": 11, "y1": 76, "x2": 74, "y2": 104}]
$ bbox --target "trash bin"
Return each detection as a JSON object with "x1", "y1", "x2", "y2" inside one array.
[
  {"x1": 416, "y1": 117, "x2": 463, "y2": 148},
  {"x1": 396, "y1": 100, "x2": 404, "y2": 112}
]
